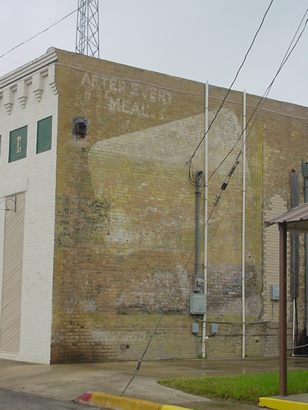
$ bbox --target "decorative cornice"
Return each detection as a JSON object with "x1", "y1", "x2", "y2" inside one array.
[
  {"x1": 0, "y1": 48, "x2": 57, "y2": 90},
  {"x1": 0, "y1": 48, "x2": 58, "y2": 115}
]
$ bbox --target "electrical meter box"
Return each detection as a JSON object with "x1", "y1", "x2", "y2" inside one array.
[
  {"x1": 210, "y1": 323, "x2": 219, "y2": 335},
  {"x1": 271, "y1": 285, "x2": 279, "y2": 301},
  {"x1": 190, "y1": 293, "x2": 206, "y2": 315},
  {"x1": 191, "y1": 322, "x2": 199, "y2": 334}
]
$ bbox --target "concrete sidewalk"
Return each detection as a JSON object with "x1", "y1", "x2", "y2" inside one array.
[{"x1": 0, "y1": 357, "x2": 307, "y2": 409}]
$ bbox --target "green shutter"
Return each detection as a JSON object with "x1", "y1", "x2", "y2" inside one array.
[
  {"x1": 36, "y1": 116, "x2": 52, "y2": 154},
  {"x1": 9, "y1": 126, "x2": 27, "y2": 162}
]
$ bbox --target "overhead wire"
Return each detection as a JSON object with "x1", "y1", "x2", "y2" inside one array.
[
  {"x1": 192, "y1": 6, "x2": 308, "y2": 188},
  {"x1": 188, "y1": 0, "x2": 274, "y2": 185},
  {"x1": 120, "y1": 175, "x2": 222, "y2": 397},
  {"x1": 3, "y1": 0, "x2": 304, "y2": 396},
  {"x1": 121, "y1": 7, "x2": 308, "y2": 397},
  {"x1": 121, "y1": 148, "x2": 248, "y2": 396},
  {"x1": 0, "y1": 8, "x2": 79, "y2": 61},
  {"x1": 212, "y1": 9, "x2": 308, "y2": 191}
]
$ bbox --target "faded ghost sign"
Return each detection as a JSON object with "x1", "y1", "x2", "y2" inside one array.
[{"x1": 81, "y1": 72, "x2": 174, "y2": 119}]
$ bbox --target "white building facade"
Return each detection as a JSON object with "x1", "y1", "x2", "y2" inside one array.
[{"x1": 0, "y1": 49, "x2": 58, "y2": 363}]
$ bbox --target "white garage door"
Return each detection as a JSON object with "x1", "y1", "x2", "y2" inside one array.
[{"x1": 0, "y1": 193, "x2": 25, "y2": 353}]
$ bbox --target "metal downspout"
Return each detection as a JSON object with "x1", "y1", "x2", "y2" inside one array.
[
  {"x1": 289, "y1": 169, "x2": 299, "y2": 355},
  {"x1": 241, "y1": 90, "x2": 247, "y2": 358},
  {"x1": 195, "y1": 171, "x2": 203, "y2": 284},
  {"x1": 202, "y1": 81, "x2": 209, "y2": 359}
]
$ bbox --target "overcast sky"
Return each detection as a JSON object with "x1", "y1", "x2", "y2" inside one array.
[{"x1": 0, "y1": 0, "x2": 307, "y2": 106}]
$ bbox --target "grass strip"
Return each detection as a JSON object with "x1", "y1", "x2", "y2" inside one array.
[{"x1": 160, "y1": 370, "x2": 308, "y2": 404}]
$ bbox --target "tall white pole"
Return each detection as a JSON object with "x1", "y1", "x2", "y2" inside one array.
[
  {"x1": 242, "y1": 90, "x2": 247, "y2": 359},
  {"x1": 202, "y1": 81, "x2": 209, "y2": 359}
]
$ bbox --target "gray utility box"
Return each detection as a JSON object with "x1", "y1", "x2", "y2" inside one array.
[
  {"x1": 191, "y1": 322, "x2": 199, "y2": 334},
  {"x1": 271, "y1": 285, "x2": 279, "y2": 301},
  {"x1": 190, "y1": 293, "x2": 206, "y2": 315},
  {"x1": 210, "y1": 323, "x2": 219, "y2": 335}
]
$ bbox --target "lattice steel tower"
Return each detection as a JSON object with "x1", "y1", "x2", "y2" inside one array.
[{"x1": 75, "y1": 0, "x2": 100, "y2": 58}]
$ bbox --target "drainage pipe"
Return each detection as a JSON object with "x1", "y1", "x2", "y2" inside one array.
[
  {"x1": 241, "y1": 90, "x2": 247, "y2": 359},
  {"x1": 195, "y1": 171, "x2": 203, "y2": 283},
  {"x1": 292, "y1": 299, "x2": 296, "y2": 357},
  {"x1": 290, "y1": 169, "x2": 299, "y2": 355},
  {"x1": 202, "y1": 81, "x2": 209, "y2": 359}
]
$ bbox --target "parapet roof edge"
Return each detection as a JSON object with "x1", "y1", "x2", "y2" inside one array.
[{"x1": 0, "y1": 47, "x2": 58, "y2": 89}]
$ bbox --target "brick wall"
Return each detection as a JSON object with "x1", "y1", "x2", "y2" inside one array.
[
  {"x1": 51, "y1": 49, "x2": 308, "y2": 362},
  {"x1": 51, "y1": 50, "x2": 205, "y2": 362}
]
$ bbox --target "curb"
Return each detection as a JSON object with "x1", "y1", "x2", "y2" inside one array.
[
  {"x1": 259, "y1": 397, "x2": 308, "y2": 409},
  {"x1": 76, "y1": 391, "x2": 193, "y2": 410}
]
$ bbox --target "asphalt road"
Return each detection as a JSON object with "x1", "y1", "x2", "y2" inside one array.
[{"x1": 0, "y1": 388, "x2": 102, "y2": 410}]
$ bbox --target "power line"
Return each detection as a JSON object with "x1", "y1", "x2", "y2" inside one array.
[
  {"x1": 121, "y1": 176, "x2": 221, "y2": 397},
  {"x1": 4, "y1": 0, "x2": 302, "y2": 396},
  {"x1": 188, "y1": 0, "x2": 274, "y2": 185},
  {"x1": 210, "y1": 9, "x2": 308, "y2": 189},
  {"x1": 121, "y1": 257, "x2": 194, "y2": 395},
  {"x1": 121, "y1": 157, "x2": 235, "y2": 396},
  {"x1": 0, "y1": 8, "x2": 79, "y2": 60},
  {"x1": 121, "y1": 7, "x2": 308, "y2": 396}
]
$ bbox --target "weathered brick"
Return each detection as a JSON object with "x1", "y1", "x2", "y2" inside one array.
[{"x1": 47, "y1": 50, "x2": 308, "y2": 362}]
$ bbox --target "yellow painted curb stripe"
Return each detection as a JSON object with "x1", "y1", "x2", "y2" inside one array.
[
  {"x1": 259, "y1": 397, "x2": 308, "y2": 410},
  {"x1": 91, "y1": 391, "x2": 161, "y2": 410},
  {"x1": 84, "y1": 391, "x2": 193, "y2": 410}
]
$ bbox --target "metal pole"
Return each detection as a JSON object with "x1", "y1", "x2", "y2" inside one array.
[
  {"x1": 202, "y1": 81, "x2": 209, "y2": 359},
  {"x1": 279, "y1": 222, "x2": 287, "y2": 396},
  {"x1": 241, "y1": 90, "x2": 246, "y2": 358}
]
